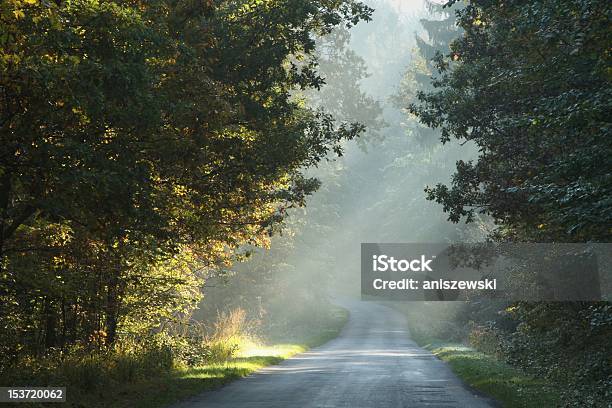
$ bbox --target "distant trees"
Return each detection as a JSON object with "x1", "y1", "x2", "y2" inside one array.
[
  {"x1": 195, "y1": 17, "x2": 388, "y2": 331},
  {"x1": 395, "y1": 0, "x2": 460, "y2": 146},
  {"x1": 307, "y1": 26, "x2": 385, "y2": 147},
  {"x1": 0, "y1": 0, "x2": 372, "y2": 362}
]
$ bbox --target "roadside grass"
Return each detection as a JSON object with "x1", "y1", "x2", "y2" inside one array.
[
  {"x1": 69, "y1": 352, "x2": 296, "y2": 408},
  {"x1": 74, "y1": 306, "x2": 348, "y2": 408},
  {"x1": 100, "y1": 350, "x2": 301, "y2": 408},
  {"x1": 3, "y1": 307, "x2": 348, "y2": 408},
  {"x1": 415, "y1": 335, "x2": 561, "y2": 408}
]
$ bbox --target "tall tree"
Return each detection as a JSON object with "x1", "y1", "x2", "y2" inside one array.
[
  {"x1": 0, "y1": 0, "x2": 372, "y2": 359},
  {"x1": 409, "y1": 1, "x2": 611, "y2": 404},
  {"x1": 410, "y1": 0, "x2": 611, "y2": 241},
  {"x1": 395, "y1": 0, "x2": 460, "y2": 145}
]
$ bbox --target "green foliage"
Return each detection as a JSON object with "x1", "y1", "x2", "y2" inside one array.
[
  {"x1": 394, "y1": 0, "x2": 461, "y2": 146},
  {"x1": 500, "y1": 303, "x2": 612, "y2": 406},
  {"x1": 410, "y1": 0, "x2": 611, "y2": 241},
  {"x1": 426, "y1": 342, "x2": 561, "y2": 408},
  {"x1": 191, "y1": 17, "x2": 386, "y2": 340},
  {"x1": 0, "y1": 0, "x2": 372, "y2": 369},
  {"x1": 305, "y1": 26, "x2": 385, "y2": 148},
  {"x1": 408, "y1": 1, "x2": 612, "y2": 405},
  {"x1": 1, "y1": 304, "x2": 348, "y2": 407}
]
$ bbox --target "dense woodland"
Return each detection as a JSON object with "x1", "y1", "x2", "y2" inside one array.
[
  {"x1": 0, "y1": 0, "x2": 610, "y2": 407},
  {"x1": 0, "y1": 0, "x2": 372, "y2": 354},
  {"x1": 404, "y1": 1, "x2": 611, "y2": 405}
]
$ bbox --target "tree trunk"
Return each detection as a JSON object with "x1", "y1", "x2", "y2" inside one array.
[{"x1": 43, "y1": 297, "x2": 57, "y2": 349}]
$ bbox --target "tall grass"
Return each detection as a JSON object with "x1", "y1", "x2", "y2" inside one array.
[
  {"x1": 0, "y1": 308, "x2": 258, "y2": 393},
  {"x1": 0, "y1": 305, "x2": 349, "y2": 407}
]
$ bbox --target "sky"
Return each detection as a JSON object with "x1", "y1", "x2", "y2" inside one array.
[{"x1": 387, "y1": 0, "x2": 425, "y2": 14}]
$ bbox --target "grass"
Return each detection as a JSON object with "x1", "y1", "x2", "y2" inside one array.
[
  {"x1": 4, "y1": 307, "x2": 348, "y2": 408},
  {"x1": 64, "y1": 306, "x2": 349, "y2": 408},
  {"x1": 414, "y1": 335, "x2": 561, "y2": 408},
  {"x1": 106, "y1": 352, "x2": 299, "y2": 408}
]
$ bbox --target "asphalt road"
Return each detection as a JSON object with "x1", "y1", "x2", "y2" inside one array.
[{"x1": 172, "y1": 301, "x2": 495, "y2": 408}]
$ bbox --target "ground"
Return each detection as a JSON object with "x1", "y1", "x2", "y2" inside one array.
[{"x1": 171, "y1": 301, "x2": 495, "y2": 408}]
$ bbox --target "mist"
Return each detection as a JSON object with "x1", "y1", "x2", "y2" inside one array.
[
  {"x1": 2, "y1": 0, "x2": 608, "y2": 405},
  {"x1": 195, "y1": 0, "x2": 485, "y2": 333}
]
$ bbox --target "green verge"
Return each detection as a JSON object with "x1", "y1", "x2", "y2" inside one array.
[
  {"x1": 414, "y1": 335, "x2": 561, "y2": 408},
  {"x1": 6, "y1": 307, "x2": 348, "y2": 408},
  {"x1": 96, "y1": 306, "x2": 349, "y2": 408}
]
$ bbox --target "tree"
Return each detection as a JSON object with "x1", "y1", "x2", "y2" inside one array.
[
  {"x1": 306, "y1": 26, "x2": 385, "y2": 147},
  {"x1": 394, "y1": 0, "x2": 460, "y2": 145},
  {"x1": 409, "y1": 1, "x2": 611, "y2": 404},
  {"x1": 0, "y1": 0, "x2": 372, "y2": 360},
  {"x1": 410, "y1": 0, "x2": 611, "y2": 242}
]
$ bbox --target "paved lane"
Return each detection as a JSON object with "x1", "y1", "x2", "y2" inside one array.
[{"x1": 172, "y1": 301, "x2": 495, "y2": 408}]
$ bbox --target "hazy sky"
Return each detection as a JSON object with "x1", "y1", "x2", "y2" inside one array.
[{"x1": 386, "y1": 0, "x2": 426, "y2": 15}]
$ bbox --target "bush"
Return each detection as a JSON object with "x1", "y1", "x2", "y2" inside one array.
[
  {"x1": 60, "y1": 354, "x2": 106, "y2": 391},
  {"x1": 499, "y1": 303, "x2": 612, "y2": 407},
  {"x1": 169, "y1": 307, "x2": 257, "y2": 367},
  {"x1": 0, "y1": 307, "x2": 260, "y2": 400},
  {"x1": 203, "y1": 308, "x2": 254, "y2": 362},
  {"x1": 468, "y1": 323, "x2": 504, "y2": 358}
]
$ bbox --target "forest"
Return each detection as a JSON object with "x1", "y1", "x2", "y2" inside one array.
[{"x1": 0, "y1": 0, "x2": 610, "y2": 407}]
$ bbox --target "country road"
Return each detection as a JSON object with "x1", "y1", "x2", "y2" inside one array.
[{"x1": 172, "y1": 301, "x2": 495, "y2": 408}]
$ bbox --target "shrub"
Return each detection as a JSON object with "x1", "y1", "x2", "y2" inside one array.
[
  {"x1": 167, "y1": 307, "x2": 258, "y2": 367},
  {"x1": 60, "y1": 354, "x2": 106, "y2": 391},
  {"x1": 468, "y1": 323, "x2": 504, "y2": 358}
]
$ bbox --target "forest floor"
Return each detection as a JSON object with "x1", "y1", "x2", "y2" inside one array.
[{"x1": 411, "y1": 335, "x2": 562, "y2": 408}]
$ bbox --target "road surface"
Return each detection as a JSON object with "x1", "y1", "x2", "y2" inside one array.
[{"x1": 172, "y1": 301, "x2": 495, "y2": 408}]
